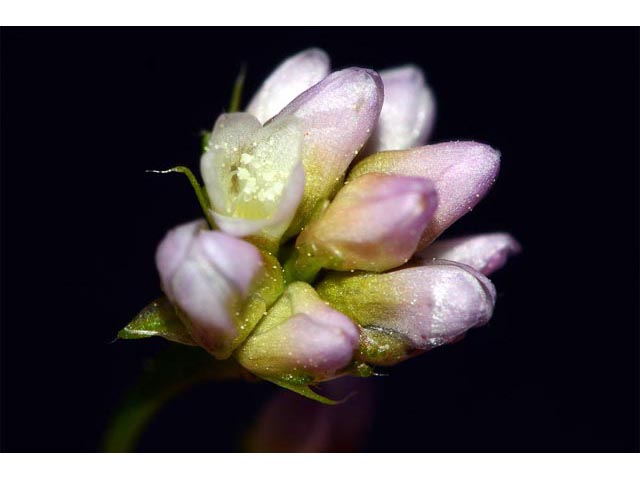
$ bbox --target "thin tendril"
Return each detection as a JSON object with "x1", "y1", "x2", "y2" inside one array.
[{"x1": 146, "y1": 166, "x2": 216, "y2": 229}]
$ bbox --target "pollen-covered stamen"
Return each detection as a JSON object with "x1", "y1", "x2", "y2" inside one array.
[{"x1": 228, "y1": 145, "x2": 289, "y2": 214}]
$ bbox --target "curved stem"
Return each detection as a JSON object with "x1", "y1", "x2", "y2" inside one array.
[
  {"x1": 147, "y1": 166, "x2": 216, "y2": 229},
  {"x1": 103, "y1": 346, "x2": 250, "y2": 452}
]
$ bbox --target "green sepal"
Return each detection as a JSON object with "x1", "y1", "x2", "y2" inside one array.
[
  {"x1": 357, "y1": 326, "x2": 414, "y2": 366},
  {"x1": 282, "y1": 198, "x2": 330, "y2": 284},
  {"x1": 346, "y1": 360, "x2": 375, "y2": 378},
  {"x1": 222, "y1": 250, "x2": 285, "y2": 356},
  {"x1": 118, "y1": 297, "x2": 197, "y2": 346},
  {"x1": 201, "y1": 131, "x2": 212, "y2": 153},
  {"x1": 263, "y1": 376, "x2": 339, "y2": 405}
]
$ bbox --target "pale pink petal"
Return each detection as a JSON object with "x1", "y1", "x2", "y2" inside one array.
[
  {"x1": 261, "y1": 312, "x2": 357, "y2": 375},
  {"x1": 196, "y1": 230, "x2": 264, "y2": 295},
  {"x1": 416, "y1": 232, "x2": 521, "y2": 275},
  {"x1": 268, "y1": 68, "x2": 384, "y2": 235},
  {"x1": 155, "y1": 222, "x2": 264, "y2": 358},
  {"x1": 154, "y1": 219, "x2": 205, "y2": 282},
  {"x1": 296, "y1": 173, "x2": 437, "y2": 272},
  {"x1": 167, "y1": 254, "x2": 236, "y2": 353},
  {"x1": 368, "y1": 65, "x2": 436, "y2": 152},
  {"x1": 350, "y1": 141, "x2": 500, "y2": 249},
  {"x1": 246, "y1": 48, "x2": 330, "y2": 124}
]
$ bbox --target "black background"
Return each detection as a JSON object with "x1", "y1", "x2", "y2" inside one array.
[{"x1": 2, "y1": 28, "x2": 638, "y2": 452}]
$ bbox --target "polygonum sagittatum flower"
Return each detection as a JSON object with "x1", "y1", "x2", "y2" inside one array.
[{"x1": 118, "y1": 48, "x2": 519, "y2": 403}]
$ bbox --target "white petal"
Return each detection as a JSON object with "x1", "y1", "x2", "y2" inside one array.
[{"x1": 201, "y1": 112, "x2": 305, "y2": 240}]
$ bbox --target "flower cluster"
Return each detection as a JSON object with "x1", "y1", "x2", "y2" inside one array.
[{"x1": 120, "y1": 48, "x2": 519, "y2": 401}]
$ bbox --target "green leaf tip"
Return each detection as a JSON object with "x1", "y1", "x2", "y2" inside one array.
[
  {"x1": 201, "y1": 131, "x2": 212, "y2": 153},
  {"x1": 119, "y1": 297, "x2": 197, "y2": 346},
  {"x1": 262, "y1": 375, "x2": 360, "y2": 405},
  {"x1": 228, "y1": 64, "x2": 247, "y2": 113}
]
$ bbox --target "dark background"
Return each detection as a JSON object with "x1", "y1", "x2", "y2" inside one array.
[{"x1": 2, "y1": 28, "x2": 638, "y2": 452}]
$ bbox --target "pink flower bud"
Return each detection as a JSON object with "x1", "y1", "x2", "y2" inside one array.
[
  {"x1": 296, "y1": 173, "x2": 438, "y2": 272},
  {"x1": 236, "y1": 282, "x2": 359, "y2": 381},
  {"x1": 368, "y1": 65, "x2": 436, "y2": 152},
  {"x1": 316, "y1": 262, "x2": 496, "y2": 366},
  {"x1": 350, "y1": 141, "x2": 501, "y2": 249},
  {"x1": 246, "y1": 48, "x2": 330, "y2": 124},
  {"x1": 268, "y1": 68, "x2": 384, "y2": 235},
  {"x1": 155, "y1": 220, "x2": 264, "y2": 359},
  {"x1": 416, "y1": 232, "x2": 521, "y2": 275}
]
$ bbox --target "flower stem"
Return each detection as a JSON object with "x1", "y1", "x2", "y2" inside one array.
[
  {"x1": 283, "y1": 249, "x2": 323, "y2": 284},
  {"x1": 147, "y1": 166, "x2": 216, "y2": 229}
]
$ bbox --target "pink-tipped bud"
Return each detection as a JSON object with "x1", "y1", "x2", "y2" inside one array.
[
  {"x1": 236, "y1": 282, "x2": 359, "y2": 382},
  {"x1": 350, "y1": 141, "x2": 501, "y2": 249},
  {"x1": 317, "y1": 262, "x2": 496, "y2": 366},
  {"x1": 155, "y1": 220, "x2": 264, "y2": 359},
  {"x1": 296, "y1": 173, "x2": 437, "y2": 272}
]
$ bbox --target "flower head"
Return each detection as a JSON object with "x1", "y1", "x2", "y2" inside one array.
[{"x1": 122, "y1": 48, "x2": 519, "y2": 402}]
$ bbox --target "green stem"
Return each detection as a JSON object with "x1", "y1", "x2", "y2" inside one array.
[
  {"x1": 103, "y1": 345, "x2": 251, "y2": 452},
  {"x1": 147, "y1": 166, "x2": 216, "y2": 229},
  {"x1": 283, "y1": 249, "x2": 323, "y2": 284}
]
